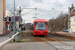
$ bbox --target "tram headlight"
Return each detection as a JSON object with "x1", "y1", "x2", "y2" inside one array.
[
  {"x1": 45, "y1": 32, "x2": 47, "y2": 34},
  {"x1": 35, "y1": 32, "x2": 37, "y2": 34}
]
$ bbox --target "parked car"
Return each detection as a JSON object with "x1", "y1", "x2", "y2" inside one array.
[
  {"x1": 65, "y1": 29, "x2": 68, "y2": 32},
  {"x1": 63, "y1": 29, "x2": 68, "y2": 32}
]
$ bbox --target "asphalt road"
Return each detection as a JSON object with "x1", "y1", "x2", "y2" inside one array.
[
  {"x1": 0, "y1": 34, "x2": 10, "y2": 43},
  {"x1": 1, "y1": 42, "x2": 75, "y2": 50}
]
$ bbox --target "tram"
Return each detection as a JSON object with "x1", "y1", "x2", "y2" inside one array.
[{"x1": 30, "y1": 19, "x2": 48, "y2": 35}]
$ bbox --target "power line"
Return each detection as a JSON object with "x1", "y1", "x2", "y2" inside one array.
[
  {"x1": 37, "y1": 0, "x2": 45, "y2": 9},
  {"x1": 35, "y1": 0, "x2": 46, "y2": 17},
  {"x1": 21, "y1": 9, "x2": 34, "y2": 15},
  {"x1": 36, "y1": 0, "x2": 42, "y2": 9}
]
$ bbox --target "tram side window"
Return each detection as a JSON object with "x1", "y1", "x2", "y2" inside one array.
[{"x1": 30, "y1": 24, "x2": 34, "y2": 30}]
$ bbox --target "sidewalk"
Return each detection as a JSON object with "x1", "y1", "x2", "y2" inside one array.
[
  {"x1": 0, "y1": 34, "x2": 9, "y2": 43},
  {"x1": 0, "y1": 32, "x2": 14, "y2": 43}
]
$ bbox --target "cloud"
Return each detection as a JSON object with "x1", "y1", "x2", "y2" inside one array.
[
  {"x1": 6, "y1": 0, "x2": 75, "y2": 23},
  {"x1": 33, "y1": 0, "x2": 42, "y2": 3}
]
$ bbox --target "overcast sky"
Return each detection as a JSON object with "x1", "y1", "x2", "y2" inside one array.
[{"x1": 6, "y1": 0, "x2": 75, "y2": 23}]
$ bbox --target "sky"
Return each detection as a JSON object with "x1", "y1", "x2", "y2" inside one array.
[{"x1": 6, "y1": 0, "x2": 75, "y2": 23}]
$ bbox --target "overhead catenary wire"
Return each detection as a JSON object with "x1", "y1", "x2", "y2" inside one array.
[
  {"x1": 36, "y1": 0, "x2": 42, "y2": 8},
  {"x1": 34, "y1": 0, "x2": 45, "y2": 16},
  {"x1": 37, "y1": 0, "x2": 45, "y2": 9},
  {"x1": 48, "y1": 0, "x2": 69, "y2": 14},
  {"x1": 21, "y1": 9, "x2": 35, "y2": 15}
]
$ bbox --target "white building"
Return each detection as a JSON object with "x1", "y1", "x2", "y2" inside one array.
[{"x1": 70, "y1": 16, "x2": 75, "y2": 32}]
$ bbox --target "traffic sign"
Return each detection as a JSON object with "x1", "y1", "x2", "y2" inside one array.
[
  {"x1": 9, "y1": 17, "x2": 11, "y2": 21},
  {"x1": 15, "y1": 17, "x2": 19, "y2": 22},
  {"x1": 6, "y1": 22, "x2": 10, "y2": 25},
  {"x1": 7, "y1": 23, "x2": 10, "y2": 33}
]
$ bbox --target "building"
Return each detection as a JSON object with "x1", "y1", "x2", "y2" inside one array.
[
  {"x1": 70, "y1": 16, "x2": 75, "y2": 32},
  {"x1": 70, "y1": 4, "x2": 75, "y2": 33},
  {"x1": 0, "y1": 0, "x2": 6, "y2": 35}
]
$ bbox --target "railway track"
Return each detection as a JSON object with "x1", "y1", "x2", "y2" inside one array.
[
  {"x1": 21, "y1": 32, "x2": 42, "y2": 42},
  {"x1": 48, "y1": 33, "x2": 74, "y2": 41},
  {"x1": 21, "y1": 32, "x2": 75, "y2": 50},
  {"x1": 36, "y1": 35, "x2": 75, "y2": 50},
  {"x1": 21, "y1": 32, "x2": 74, "y2": 42},
  {"x1": 50, "y1": 33, "x2": 75, "y2": 40},
  {"x1": 37, "y1": 36, "x2": 58, "y2": 50}
]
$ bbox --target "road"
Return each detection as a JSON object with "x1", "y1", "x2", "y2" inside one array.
[
  {"x1": 0, "y1": 32, "x2": 75, "y2": 50},
  {"x1": 0, "y1": 34, "x2": 9, "y2": 43},
  {"x1": 1, "y1": 42, "x2": 75, "y2": 50}
]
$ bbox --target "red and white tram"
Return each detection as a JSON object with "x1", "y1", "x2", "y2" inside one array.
[{"x1": 31, "y1": 19, "x2": 48, "y2": 35}]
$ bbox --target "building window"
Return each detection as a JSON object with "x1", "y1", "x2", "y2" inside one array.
[{"x1": 74, "y1": 19, "x2": 75, "y2": 22}]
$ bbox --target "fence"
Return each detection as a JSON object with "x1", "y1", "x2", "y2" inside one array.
[{"x1": 0, "y1": 32, "x2": 19, "y2": 48}]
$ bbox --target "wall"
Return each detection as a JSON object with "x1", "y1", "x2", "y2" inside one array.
[
  {"x1": 0, "y1": 0, "x2": 3, "y2": 35},
  {"x1": 70, "y1": 16, "x2": 75, "y2": 32}
]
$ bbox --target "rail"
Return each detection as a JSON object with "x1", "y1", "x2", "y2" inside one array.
[
  {"x1": 0, "y1": 32, "x2": 19, "y2": 48},
  {"x1": 37, "y1": 36, "x2": 58, "y2": 50}
]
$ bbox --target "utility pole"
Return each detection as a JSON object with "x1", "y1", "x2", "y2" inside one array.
[
  {"x1": 23, "y1": 20, "x2": 25, "y2": 31},
  {"x1": 19, "y1": 6, "x2": 22, "y2": 25},
  {"x1": 64, "y1": 19, "x2": 66, "y2": 30},
  {"x1": 14, "y1": 0, "x2": 15, "y2": 34},
  {"x1": 68, "y1": 7, "x2": 70, "y2": 34},
  {"x1": 12, "y1": 0, "x2": 16, "y2": 42},
  {"x1": 24, "y1": 20, "x2": 25, "y2": 26},
  {"x1": 9, "y1": 10, "x2": 12, "y2": 38},
  {"x1": 23, "y1": 20, "x2": 25, "y2": 27},
  {"x1": 35, "y1": 8, "x2": 37, "y2": 18}
]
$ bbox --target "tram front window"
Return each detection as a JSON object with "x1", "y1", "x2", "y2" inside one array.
[{"x1": 35, "y1": 22, "x2": 47, "y2": 30}]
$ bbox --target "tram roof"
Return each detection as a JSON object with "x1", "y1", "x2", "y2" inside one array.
[{"x1": 34, "y1": 19, "x2": 48, "y2": 22}]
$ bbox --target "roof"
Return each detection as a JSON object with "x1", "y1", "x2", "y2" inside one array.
[
  {"x1": 70, "y1": 16, "x2": 75, "y2": 18},
  {"x1": 70, "y1": 12, "x2": 75, "y2": 17},
  {"x1": 70, "y1": 9, "x2": 75, "y2": 17},
  {"x1": 34, "y1": 19, "x2": 48, "y2": 22}
]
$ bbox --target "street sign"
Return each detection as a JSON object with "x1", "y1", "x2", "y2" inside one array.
[
  {"x1": 15, "y1": 17, "x2": 19, "y2": 22},
  {"x1": 6, "y1": 22, "x2": 10, "y2": 25},
  {"x1": 7, "y1": 22, "x2": 10, "y2": 33}
]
